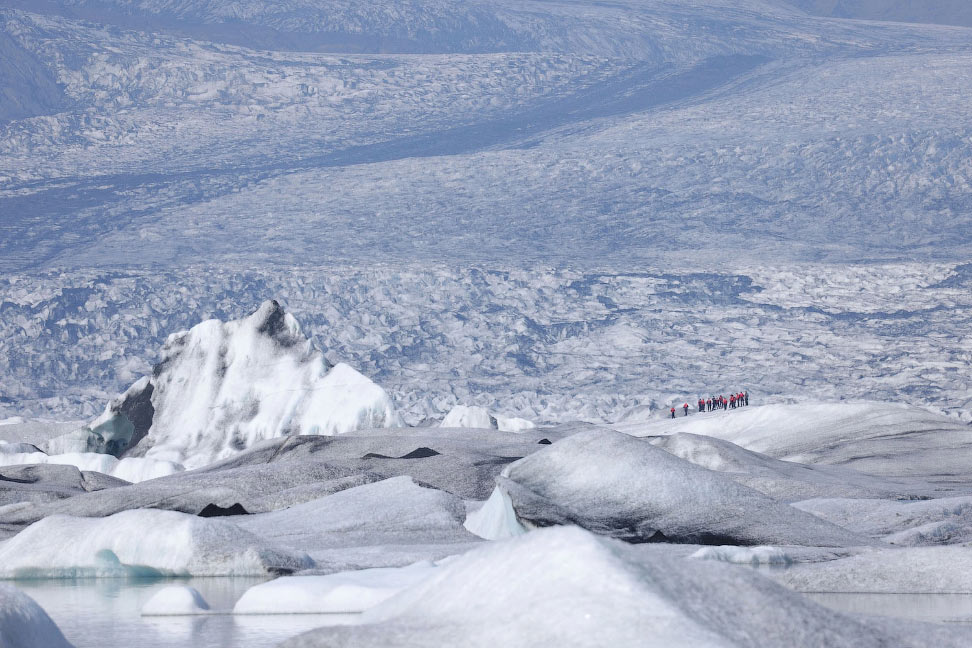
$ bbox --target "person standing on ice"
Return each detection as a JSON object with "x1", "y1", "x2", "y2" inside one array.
[
  {"x1": 730, "y1": 394, "x2": 736, "y2": 409},
  {"x1": 698, "y1": 398, "x2": 704, "y2": 413},
  {"x1": 683, "y1": 403, "x2": 689, "y2": 416},
  {"x1": 670, "y1": 406, "x2": 676, "y2": 419},
  {"x1": 744, "y1": 391, "x2": 749, "y2": 406}
]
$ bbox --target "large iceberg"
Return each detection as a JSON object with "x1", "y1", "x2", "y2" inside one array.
[
  {"x1": 0, "y1": 584, "x2": 74, "y2": 648},
  {"x1": 72, "y1": 300, "x2": 403, "y2": 469},
  {"x1": 280, "y1": 526, "x2": 971, "y2": 648},
  {"x1": 478, "y1": 429, "x2": 873, "y2": 546},
  {"x1": 0, "y1": 509, "x2": 312, "y2": 578}
]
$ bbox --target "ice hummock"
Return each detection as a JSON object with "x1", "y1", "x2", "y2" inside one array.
[
  {"x1": 622, "y1": 402, "x2": 972, "y2": 479},
  {"x1": 233, "y1": 562, "x2": 437, "y2": 615},
  {"x1": 0, "y1": 584, "x2": 74, "y2": 648},
  {"x1": 280, "y1": 526, "x2": 967, "y2": 648},
  {"x1": 490, "y1": 429, "x2": 873, "y2": 546},
  {"x1": 439, "y1": 405, "x2": 535, "y2": 432},
  {"x1": 73, "y1": 300, "x2": 403, "y2": 470},
  {"x1": 0, "y1": 509, "x2": 313, "y2": 578},
  {"x1": 141, "y1": 586, "x2": 211, "y2": 616}
]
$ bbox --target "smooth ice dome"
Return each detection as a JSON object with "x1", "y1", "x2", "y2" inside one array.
[
  {"x1": 440, "y1": 406, "x2": 534, "y2": 432},
  {"x1": 141, "y1": 586, "x2": 211, "y2": 616},
  {"x1": 624, "y1": 402, "x2": 972, "y2": 479},
  {"x1": 80, "y1": 300, "x2": 403, "y2": 469},
  {"x1": 0, "y1": 509, "x2": 313, "y2": 578},
  {"x1": 0, "y1": 584, "x2": 74, "y2": 648},
  {"x1": 281, "y1": 526, "x2": 959, "y2": 648},
  {"x1": 234, "y1": 562, "x2": 437, "y2": 614},
  {"x1": 492, "y1": 429, "x2": 873, "y2": 546}
]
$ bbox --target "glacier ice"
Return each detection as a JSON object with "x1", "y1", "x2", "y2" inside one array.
[
  {"x1": 233, "y1": 562, "x2": 437, "y2": 615},
  {"x1": 237, "y1": 476, "x2": 476, "y2": 558},
  {"x1": 0, "y1": 509, "x2": 313, "y2": 578},
  {"x1": 0, "y1": 583, "x2": 74, "y2": 648},
  {"x1": 623, "y1": 402, "x2": 972, "y2": 479},
  {"x1": 439, "y1": 405, "x2": 535, "y2": 432},
  {"x1": 140, "y1": 586, "x2": 211, "y2": 616},
  {"x1": 280, "y1": 526, "x2": 972, "y2": 648},
  {"x1": 85, "y1": 300, "x2": 402, "y2": 469},
  {"x1": 494, "y1": 429, "x2": 874, "y2": 546},
  {"x1": 774, "y1": 546, "x2": 972, "y2": 594}
]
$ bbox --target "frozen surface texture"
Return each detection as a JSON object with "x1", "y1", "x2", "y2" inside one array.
[
  {"x1": 0, "y1": 583, "x2": 74, "y2": 648},
  {"x1": 496, "y1": 429, "x2": 873, "y2": 546},
  {"x1": 281, "y1": 526, "x2": 972, "y2": 648},
  {"x1": 793, "y1": 496, "x2": 972, "y2": 546},
  {"x1": 0, "y1": 509, "x2": 313, "y2": 578},
  {"x1": 237, "y1": 476, "x2": 475, "y2": 555},
  {"x1": 774, "y1": 546, "x2": 972, "y2": 593}
]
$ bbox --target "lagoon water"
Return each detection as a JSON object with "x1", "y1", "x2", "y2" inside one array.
[
  {"x1": 15, "y1": 577, "x2": 358, "y2": 648},
  {"x1": 13, "y1": 577, "x2": 972, "y2": 647}
]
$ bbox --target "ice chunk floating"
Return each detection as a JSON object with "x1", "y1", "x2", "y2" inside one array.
[{"x1": 0, "y1": 509, "x2": 312, "y2": 578}]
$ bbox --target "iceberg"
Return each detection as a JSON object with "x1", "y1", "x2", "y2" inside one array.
[
  {"x1": 79, "y1": 300, "x2": 402, "y2": 469},
  {"x1": 0, "y1": 584, "x2": 74, "y2": 648},
  {"x1": 280, "y1": 526, "x2": 969, "y2": 648},
  {"x1": 440, "y1": 405, "x2": 535, "y2": 432},
  {"x1": 0, "y1": 509, "x2": 312, "y2": 578},
  {"x1": 140, "y1": 586, "x2": 211, "y2": 616}
]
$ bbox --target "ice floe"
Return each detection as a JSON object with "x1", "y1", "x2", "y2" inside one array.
[
  {"x1": 0, "y1": 509, "x2": 312, "y2": 578},
  {"x1": 280, "y1": 526, "x2": 970, "y2": 648},
  {"x1": 0, "y1": 584, "x2": 74, "y2": 648},
  {"x1": 234, "y1": 562, "x2": 437, "y2": 615},
  {"x1": 141, "y1": 586, "x2": 211, "y2": 616}
]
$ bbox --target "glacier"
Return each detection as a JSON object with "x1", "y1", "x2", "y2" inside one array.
[{"x1": 2, "y1": 0, "x2": 972, "y2": 645}]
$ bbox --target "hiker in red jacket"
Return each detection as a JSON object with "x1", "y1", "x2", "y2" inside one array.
[
  {"x1": 683, "y1": 403, "x2": 689, "y2": 416},
  {"x1": 730, "y1": 394, "x2": 736, "y2": 409},
  {"x1": 670, "y1": 407, "x2": 676, "y2": 419}
]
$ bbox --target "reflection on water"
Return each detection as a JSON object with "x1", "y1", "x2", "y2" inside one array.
[
  {"x1": 808, "y1": 592, "x2": 972, "y2": 624},
  {"x1": 14, "y1": 577, "x2": 358, "y2": 648}
]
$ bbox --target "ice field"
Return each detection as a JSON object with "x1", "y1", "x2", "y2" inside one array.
[{"x1": 2, "y1": 0, "x2": 972, "y2": 646}]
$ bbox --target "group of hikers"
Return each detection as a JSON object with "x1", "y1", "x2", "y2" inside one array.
[{"x1": 670, "y1": 391, "x2": 749, "y2": 418}]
